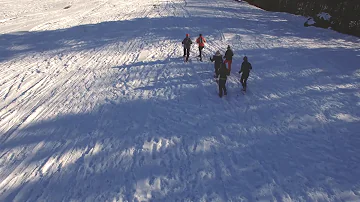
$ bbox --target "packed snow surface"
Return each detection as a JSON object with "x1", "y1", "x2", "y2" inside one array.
[{"x1": 1, "y1": 0, "x2": 360, "y2": 201}]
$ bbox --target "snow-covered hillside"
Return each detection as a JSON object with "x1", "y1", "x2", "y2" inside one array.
[{"x1": 1, "y1": 0, "x2": 360, "y2": 201}]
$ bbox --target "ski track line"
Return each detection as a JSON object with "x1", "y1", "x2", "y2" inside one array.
[
  {"x1": 1, "y1": 54, "x2": 70, "y2": 118},
  {"x1": 0, "y1": 75, "x2": 52, "y2": 143},
  {"x1": 2, "y1": 66, "x2": 47, "y2": 102},
  {"x1": 180, "y1": 0, "x2": 191, "y2": 18},
  {"x1": 1, "y1": 0, "x2": 359, "y2": 201},
  {"x1": 0, "y1": 43, "x2": 111, "y2": 146},
  {"x1": 177, "y1": 47, "x2": 246, "y2": 201},
  {"x1": 122, "y1": 5, "x2": 203, "y2": 199},
  {"x1": 0, "y1": 59, "x2": 40, "y2": 89},
  {"x1": 187, "y1": 59, "x2": 218, "y2": 106},
  {"x1": 2, "y1": 81, "x2": 16, "y2": 101},
  {"x1": 1, "y1": 138, "x2": 82, "y2": 201},
  {"x1": 7, "y1": 2, "x2": 167, "y2": 199},
  {"x1": 0, "y1": 74, "x2": 49, "y2": 115},
  {"x1": 0, "y1": 71, "x2": 21, "y2": 89},
  {"x1": 1, "y1": 51, "x2": 74, "y2": 101},
  {"x1": 185, "y1": 0, "x2": 251, "y2": 126},
  {"x1": 120, "y1": 50, "x2": 178, "y2": 201},
  {"x1": 115, "y1": 3, "x2": 160, "y2": 67},
  {"x1": 201, "y1": 3, "x2": 288, "y2": 199},
  {"x1": 0, "y1": 44, "x2": 116, "y2": 198}
]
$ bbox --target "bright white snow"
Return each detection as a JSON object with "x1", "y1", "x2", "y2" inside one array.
[{"x1": 1, "y1": 0, "x2": 360, "y2": 201}]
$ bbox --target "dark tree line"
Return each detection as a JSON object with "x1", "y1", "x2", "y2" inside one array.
[{"x1": 244, "y1": 0, "x2": 360, "y2": 37}]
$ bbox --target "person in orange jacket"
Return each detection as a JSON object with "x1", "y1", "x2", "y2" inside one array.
[{"x1": 196, "y1": 34, "x2": 206, "y2": 62}]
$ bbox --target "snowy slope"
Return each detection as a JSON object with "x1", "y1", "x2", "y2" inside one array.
[{"x1": 1, "y1": 0, "x2": 360, "y2": 201}]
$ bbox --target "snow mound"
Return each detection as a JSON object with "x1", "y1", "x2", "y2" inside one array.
[
  {"x1": 317, "y1": 12, "x2": 331, "y2": 21},
  {"x1": 304, "y1": 12, "x2": 332, "y2": 28}
]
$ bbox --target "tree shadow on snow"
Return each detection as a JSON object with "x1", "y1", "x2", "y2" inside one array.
[
  {"x1": 1, "y1": 45, "x2": 360, "y2": 201},
  {"x1": 1, "y1": 9, "x2": 359, "y2": 63},
  {"x1": 1, "y1": 1, "x2": 360, "y2": 201}
]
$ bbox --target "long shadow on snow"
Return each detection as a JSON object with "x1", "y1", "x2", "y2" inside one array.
[
  {"x1": 0, "y1": 16, "x2": 250, "y2": 62},
  {"x1": 0, "y1": 85, "x2": 253, "y2": 201},
  {"x1": 111, "y1": 57, "x2": 185, "y2": 70},
  {"x1": 2, "y1": 48, "x2": 360, "y2": 201},
  {"x1": 2, "y1": 93, "x2": 359, "y2": 201},
  {"x1": 1, "y1": 2, "x2": 360, "y2": 201},
  {"x1": 2, "y1": 11, "x2": 359, "y2": 63}
]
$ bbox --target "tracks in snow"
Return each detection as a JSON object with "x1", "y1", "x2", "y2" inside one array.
[{"x1": 1, "y1": 0, "x2": 359, "y2": 201}]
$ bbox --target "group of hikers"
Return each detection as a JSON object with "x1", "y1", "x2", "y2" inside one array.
[
  {"x1": 182, "y1": 33, "x2": 253, "y2": 98},
  {"x1": 182, "y1": 33, "x2": 205, "y2": 62}
]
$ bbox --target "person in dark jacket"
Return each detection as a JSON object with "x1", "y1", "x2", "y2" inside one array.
[
  {"x1": 223, "y1": 45, "x2": 234, "y2": 74},
  {"x1": 210, "y1": 50, "x2": 223, "y2": 77},
  {"x1": 238, "y1": 56, "x2": 252, "y2": 92},
  {"x1": 182, "y1": 34, "x2": 192, "y2": 62},
  {"x1": 217, "y1": 63, "x2": 230, "y2": 97}
]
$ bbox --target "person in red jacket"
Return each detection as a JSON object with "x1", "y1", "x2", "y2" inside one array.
[{"x1": 196, "y1": 34, "x2": 206, "y2": 62}]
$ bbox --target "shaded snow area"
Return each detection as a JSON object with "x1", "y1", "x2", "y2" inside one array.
[{"x1": 1, "y1": 0, "x2": 360, "y2": 201}]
